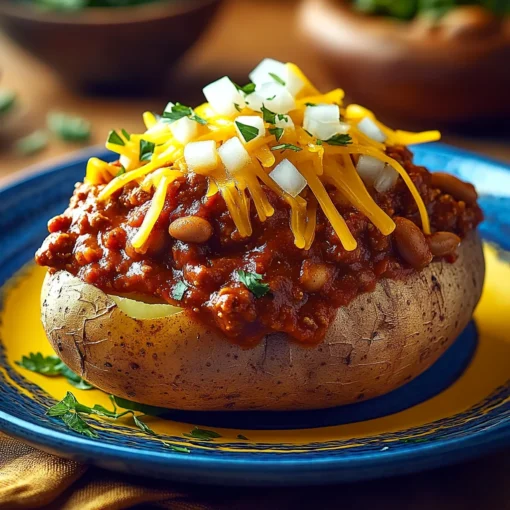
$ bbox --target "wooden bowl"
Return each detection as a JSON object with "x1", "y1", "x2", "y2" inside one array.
[
  {"x1": 298, "y1": 0, "x2": 510, "y2": 127},
  {"x1": 0, "y1": 0, "x2": 223, "y2": 95}
]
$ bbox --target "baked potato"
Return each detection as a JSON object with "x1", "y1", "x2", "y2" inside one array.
[{"x1": 41, "y1": 231, "x2": 484, "y2": 411}]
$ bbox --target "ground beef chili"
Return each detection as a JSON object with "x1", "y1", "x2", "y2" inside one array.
[{"x1": 35, "y1": 147, "x2": 483, "y2": 346}]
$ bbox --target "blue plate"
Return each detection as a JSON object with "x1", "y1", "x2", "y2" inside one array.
[{"x1": 0, "y1": 143, "x2": 508, "y2": 485}]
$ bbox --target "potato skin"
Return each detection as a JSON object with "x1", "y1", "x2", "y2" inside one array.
[{"x1": 41, "y1": 232, "x2": 484, "y2": 411}]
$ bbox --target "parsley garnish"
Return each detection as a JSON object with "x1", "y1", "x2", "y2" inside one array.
[
  {"x1": 0, "y1": 90, "x2": 16, "y2": 115},
  {"x1": 15, "y1": 131, "x2": 48, "y2": 156},
  {"x1": 277, "y1": 114, "x2": 287, "y2": 122},
  {"x1": 266, "y1": 95, "x2": 276, "y2": 101},
  {"x1": 270, "y1": 143, "x2": 302, "y2": 153},
  {"x1": 47, "y1": 112, "x2": 91, "y2": 142},
  {"x1": 304, "y1": 129, "x2": 313, "y2": 137},
  {"x1": 107, "y1": 130, "x2": 125, "y2": 146},
  {"x1": 269, "y1": 72, "x2": 286, "y2": 86},
  {"x1": 305, "y1": 102, "x2": 317, "y2": 107},
  {"x1": 260, "y1": 105, "x2": 277, "y2": 124},
  {"x1": 324, "y1": 134, "x2": 352, "y2": 146},
  {"x1": 17, "y1": 353, "x2": 93, "y2": 390},
  {"x1": 121, "y1": 128, "x2": 131, "y2": 141},
  {"x1": 235, "y1": 121, "x2": 259, "y2": 143},
  {"x1": 116, "y1": 166, "x2": 126, "y2": 177},
  {"x1": 172, "y1": 280, "x2": 188, "y2": 301},
  {"x1": 234, "y1": 103, "x2": 242, "y2": 112},
  {"x1": 237, "y1": 270, "x2": 270, "y2": 298},
  {"x1": 139, "y1": 139, "x2": 155, "y2": 162},
  {"x1": 269, "y1": 126, "x2": 284, "y2": 142},
  {"x1": 184, "y1": 427, "x2": 222, "y2": 441},
  {"x1": 47, "y1": 391, "x2": 157, "y2": 438},
  {"x1": 237, "y1": 434, "x2": 249, "y2": 440},
  {"x1": 162, "y1": 102, "x2": 207, "y2": 125},
  {"x1": 164, "y1": 443, "x2": 190, "y2": 454},
  {"x1": 316, "y1": 139, "x2": 323, "y2": 146},
  {"x1": 234, "y1": 82, "x2": 256, "y2": 95}
]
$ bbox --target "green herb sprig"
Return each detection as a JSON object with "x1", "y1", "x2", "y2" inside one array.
[
  {"x1": 237, "y1": 270, "x2": 270, "y2": 298},
  {"x1": 162, "y1": 102, "x2": 207, "y2": 125}
]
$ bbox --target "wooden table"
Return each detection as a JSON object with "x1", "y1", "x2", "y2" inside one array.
[{"x1": 0, "y1": 1, "x2": 508, "y2": 508}]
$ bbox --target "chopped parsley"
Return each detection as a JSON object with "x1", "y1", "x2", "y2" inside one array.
[
  {"x1": 164, "y1": 443, "x2": 190, "y2": 454},
  {"x1": 107, "y1": 130, "x2": 125, "y2": 146},
  {"x1": 235, "y1": 121, "x2": 259, "y2": 143},
  {"x1": 47, "y1": 112, "x2": 91, "y2": 142},
  {"x1": 237, "y1": 270, "x2": 270, "y2": 298},
  {"x1": 269, "y1": 72, "x2": 286, "y2": 86},
  {"x1": 270, "y1": 143, "x2": 302, "y2": 153},
  {"x1": 237, "y1": 434, "x2": 249, "y2": 440},
  {"x1": 184, "y1": 427, "x2": 222, "y2": 441},
  {"x1": 268, "y1": 126, "x2": 284, "y2": 142},
  {"x1": 116, "y1": 166, "x2": 126, "y2": 177},
  {"x1": 162, "y1": 102, "x2": 207, "y2": 125},
  {"x1": 234, "y1": 82, "x2": 256, "y2": 95},
  {"x1": 324, "y1": 134, "x2": 352, "y2": 146},
  {"x1": 17, "y1": 353, "x2": 93, "y2": 390},
  {"x1": 172, "y1": 280, "x2": 188, "y2": 301},
  {"x1": 266, "y1": 95, "x2": 276, "y2": 101},
  {"x1": 0, "y1": 90, "x2": 16, "y2": 115},
  {"x1": 234, "y1": 103, "x2": 242, "y2": 112},
  {"x1": 305, "y1": 102, "x2": 317, "y2": 107},
  {"x1": 316, "y1": 139, "x2": 323, "y2": 146},
  {"x1": 121, "y1": 128, "x2": 131, "y2": 141},
  {"x1": 139, "y1": 139, "x2": 155, "y2": 162},
  {"x1": 260, "y1": 105, "x2": 277, "y2": 124},
  {"x1": 277, "y1": 114, "x2": 287, "y2": 122}
]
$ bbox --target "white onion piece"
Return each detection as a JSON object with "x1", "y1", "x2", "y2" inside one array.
[
  {"x1": 218, "y1": 137, "x2": 251, "y2": 174},
  {"x1": 305, "y1": 104, "x2": 340, "y2": 124},
  {"x1": 203, "y1": 77, "x2": 245, "y2": 117},
  {"x1": 248, "y1": 58, "x2": 305, "y2": 97},
  {"x1": 245, "y1": 83, "x2": 295, "y2": 115},
  {"x1": 234, "y1": 115, "x2": 265, "y2": 143},
  {"x1": 275, "y1": 114, "x2": 294, "y2": 130},
  {"x1": 169, "y1": 116, "x2": 198, "y2": 145},
  {"x1": 110, "y1": 295, "x2": 182, "y2": 319},
  {"x1": 357, "y1": 117, "x2": 387, "y2": 143},
  {"x1": 374, "y1": 166, "x2": 399, "y2": 192},
  {"x1": 269, "y1": 159, "x2": 307, "y2": 197},
  {"x1": 146, "y1": 120, "x2": 171, "y2": 136},
  {"x1": 184, "y1": 140, "x2": 219, "y2": 173},
  {"x1": 163, "y1": 101, "x2": 174, "y2": 114},
  {"x1": 304, "y1": 119, "x2": 349, "y2": 140},
  {"x1": 356, "y1": 155, "x2": 386, "y2": 186},
  {"x1": 119, "y1": 154, "x2": 137, "y2": 171}
]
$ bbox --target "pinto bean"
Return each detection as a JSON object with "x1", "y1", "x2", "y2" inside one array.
[
  {"x1": 169, "y1": 216, "x2": 213, "y2": 244},
  {"x1": 430, "y1": 172, "x2": 478, "y2": 205},
  {"x1": 428, "y1": 231, "x2": 461, "y2": 257},
  {"x1": 300, "y1": 260, "x2": 333, "y2": 292},
  {"x1": 393, "y1": 217, "x2": 433, "y2": 270}
]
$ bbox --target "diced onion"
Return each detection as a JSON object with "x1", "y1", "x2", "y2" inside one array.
[
  {"x1": 169, "y1": 116, "x2": 198, "y2": 145},
  {"x1": 356, "y1": 155, "x2": 386, "y2": 186},
  {"x1": 269, "y1": 159, "x2": 307, "y2": 197},
  {"x1": 357, "y1": 117, "x2": 387, "y2": 143},
  {"x1": 305, "y1": 104, "x2": 340, "y2": 124},
  {"x1": 203, "y1": 77, "x2": 246, "y2": 117},
  {"x1": 248, "y1": 58, "x2": 305, "y2": 97},
  {"x1": 374, "y1": 166, "x2": 399, "y2": 192},
  {"x1": 184, "y1": 140, "x2": 219, "y2": 173},
  {"x1": 245, "y1": 82, "x2": 296, "y2": 115},
  {"x1": 234, "y1": 115, "x2": 265, "y2": 143},
  {"x1": 303, "y1": 104, "x2": 349, "y2": 140},
  {"x1": 119, "y1": 154, "x2": 136, "y2": 171},
  {"x1": 218, "y1": 137, "x2": 251, "y2": 174},
  {"x1": 275, "y1": 114, "x2": 294, "y2": 130}
]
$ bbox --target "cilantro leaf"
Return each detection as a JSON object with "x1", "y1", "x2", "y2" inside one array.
[
  {"x1": 116, "y1": 166, "x2": 126, "y2": 177},
  {"x1": 184, "y1": 427, "x2": 222, "y2": 441},
  {"x1": 59, "y1": 364, "x2": 94, "y2": 390},
  {"x1": 107, "y1": 130, "x2": 125, "y2": 146},
  {"x1": 133, "y1": 414, "x2": 156, "y2": 436},
  {"x1": 111, "y1": 396, "x2": 166, "y2": 417},
  {"x1": 235, "y1": 121, "x2": 259, "y2": 143},
  {"x1": 277, "y1": 114, "x2": 287, "y2": 122},
  {"x1": 162, "y1": 102, "x2": 207, "y2": 125},
  {"x1": 270, "y1": 143, "x2": 302, "y2": 153},
  {"x1": 268, "y1": 127, "x2": 284, "y2": 142},
  {"x1": 305, "y1": 102, "x2": 317, "y2": 107},
  {"x1": 234, "y1": 103, "x2": 242, "y2": 112},
  {"x1": 237, "y1": 434, "x2": 249, "y2": 440},
  {"x1": 139, "y1": 139, "x2": 155, "y2": 162},
  {"x1": 324, "y1": 134, "x2": 352, "y2": 146},
  {"x1": 260, "y1": 105, "x2": 277, "y2": 124},
  {"x1": 234, "y1": 82, "x2": 256, "y2": 95},
  {"x1": 0, "y1": 90, "x2": 16, "y2": 115},
  {"x1": 47, "y1": 112, "x2": 91, "y2": 142},
  {"x1": 47, "y1": 392, "x2": 78, "y2": 417},
  {"x1": 172, "y1": 280, "x2": 188, "y2": 301},
  {"x1": 62, "y1": 411, "x2": 98, "y2": 438},
  {"x1": 164, "y1": 443, "x2": 190, "y2": 453},
  {"x1": 237, "y1": 270, "x2": 270, "y2": 298},
  {"x1": 121, "y1": 128, "x2": 131, "y2": 141},
  {"x1": 269, "y1": 72, "x2": 286, "y2": 86},
  {"x1": 266, "y1": 95, "x2": 276, "y2": 101},
  {"x1": 17, "y1": 353, "x2": 62, "y2": 375}
]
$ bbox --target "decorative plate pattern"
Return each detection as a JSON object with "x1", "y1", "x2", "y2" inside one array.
[{"x1": 0, "y1": 144, "x2": 508, "y2": 485}]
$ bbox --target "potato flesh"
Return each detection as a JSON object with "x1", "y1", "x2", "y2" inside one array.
[{"x1": 109, "y1": 295, "x2": 182, "y2": 320}]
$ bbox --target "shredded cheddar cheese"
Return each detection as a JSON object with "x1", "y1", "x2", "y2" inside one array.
[{"x1": 88, "y1": 60, "x2": 441, "y2": 252}]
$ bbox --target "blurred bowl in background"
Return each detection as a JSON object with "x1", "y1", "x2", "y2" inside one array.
[
  {"x1": 299, "y1": 0, "x2": 510, "y2": 128},
  {"x1": 0, "y1": 0, "x2": 223, "y2": 96}
]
